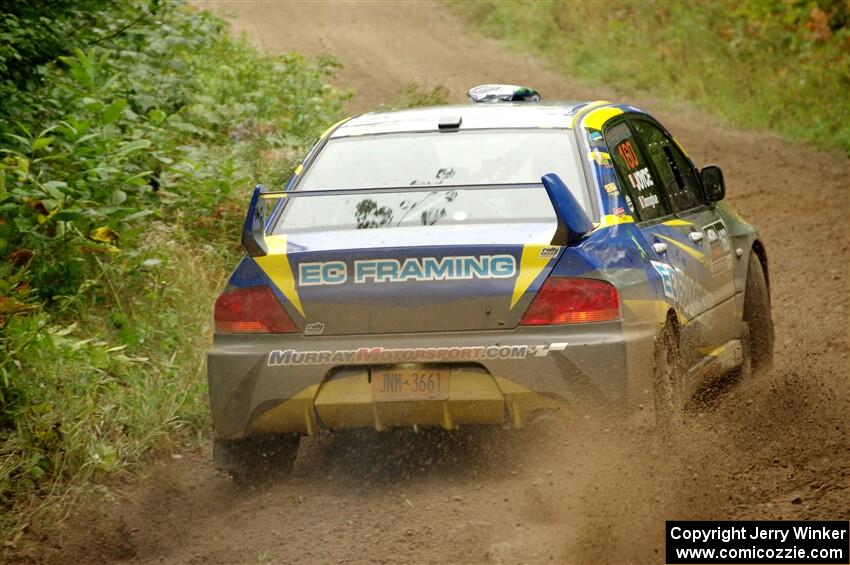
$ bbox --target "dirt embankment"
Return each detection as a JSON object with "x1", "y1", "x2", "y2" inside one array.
[{"x1": 33, "y1": 2, "x2": 849, "y2": 564}]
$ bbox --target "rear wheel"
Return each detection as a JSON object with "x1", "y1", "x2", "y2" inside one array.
[
  {"x1": 214, "y1": 435, "x2": 300, "y2": 483},
  {"x1": 743, "y1": 251, "x2": 774, "y2": 374},
  {"x1": 653, "y1": 318, "x2": 684, "y2": 430}
]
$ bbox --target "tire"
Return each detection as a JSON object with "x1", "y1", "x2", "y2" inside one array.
[
  {"x1": 653, "y1": 319, "x2": 684, "y2": 430},
  {"x1": 214, "y1": 434, "x2": 300, "y2": 483},
  {"x1": 743, "y1": 251, "x2": 774, "y2": 374}
]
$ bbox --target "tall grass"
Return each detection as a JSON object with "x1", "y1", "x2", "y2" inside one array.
[
  {"x1": 388, "y1": 82, "x2": 451, "y2": 108},
  {"x1": 0, "y1": 1, "x2": 347, "y2": 546},
  {"x1": 455, "y1": 0, "x2": 850, "y2": 152}
]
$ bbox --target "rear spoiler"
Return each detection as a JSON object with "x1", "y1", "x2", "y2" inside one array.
[{"x1": 241, "y1": 175, "x2": 593, "y2": 257}]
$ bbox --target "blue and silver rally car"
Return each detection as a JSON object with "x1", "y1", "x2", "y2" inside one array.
[{"x1": 208, "y1": 85, "x2": 774, "y2": 476}]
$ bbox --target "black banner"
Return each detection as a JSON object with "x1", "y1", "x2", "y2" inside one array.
[{"x1": 666, "y1": 521, "x2": 849, "y2": 564}]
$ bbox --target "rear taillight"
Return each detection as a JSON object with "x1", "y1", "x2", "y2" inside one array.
[
  {"x1": 520, "y1": 277, "x2": 620, "y2": 325},
  {"x1": 214, "y1": 286, "x2": 297, "y2": 333}
]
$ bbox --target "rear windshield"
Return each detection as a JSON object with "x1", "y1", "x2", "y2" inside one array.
[
  {"x1": 274, "y1": 129, "x2": 590, "y2": 233},
  {"x1": 272, "y1": 187, "x2": 557, "y2": 233}
]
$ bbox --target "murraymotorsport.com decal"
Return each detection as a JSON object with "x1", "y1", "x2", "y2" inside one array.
[
  {"x1": 298, "y1": 255, "x2": 517, "y2": 286},
  {"x1": 267, "y1": 343, "x2": 568, "y2": 367}
]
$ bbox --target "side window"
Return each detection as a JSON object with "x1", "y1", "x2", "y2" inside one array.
[
  {"x1": 604, "y1": 122, "x2": 670, "y2": 222},
  {"x1": 631, "y1": 120, "x2": 702, "y2": 213}
]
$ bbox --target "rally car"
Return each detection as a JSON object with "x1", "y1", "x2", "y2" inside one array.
[{"x1": 208, "y1": 85, "x2": 774, "y2": 476}]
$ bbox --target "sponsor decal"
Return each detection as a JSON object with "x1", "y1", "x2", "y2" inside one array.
[
  {"x1": 588, "y1": 150, "x2": 612, "y2": 167},
  {"x1": 651, "y1": 260, "x2": 712, "y2": 318},
  {"x1": 304, "y1": 321, "x2": 325, "y2": 336},
  {"x1": 298, "y1": 255, "x2": 517, "y2": 286},
  {"x1": 702, "y1": 220, "x2": 731, "y2": 257},
  {"x1": 528, "y1": 342, "x2": 568, "y2": 357},
  {"x1": 604, "y1": 182, "x2": 619, "y2": 194},
  {"x1": 299, "y1": 261, "x2": 346, "y2": 286},
  {"x1": 539, "y1": 247, "x2": 559, "y2": 259},
  {"x1": 702, "y1": 219, "x2": 732, "y2": 277},
  {"x1": 267, "y1": 342, "x2": 569, "y2": 367},
  {"x1": 651, "y1": 260, "x2": 676, "y2": 299}
]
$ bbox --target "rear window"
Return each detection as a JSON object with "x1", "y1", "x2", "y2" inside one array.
[
  {"x1": 297, "y1": 129, "x2": 590, "y2": 212},
  {"x1": 272, "y1": 187, "x2": 557, "y2": 234}
]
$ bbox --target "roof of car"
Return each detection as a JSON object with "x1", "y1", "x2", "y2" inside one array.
[{"x1": 330, "y1": 102, "x2": 596, "y2": 138}]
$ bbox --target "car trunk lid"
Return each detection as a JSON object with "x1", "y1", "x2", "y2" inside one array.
[{"x1": 253, "y1": 223, "x2": 562, "y2": 335}]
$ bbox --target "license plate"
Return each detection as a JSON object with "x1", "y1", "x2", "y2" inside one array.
[{"x1": 371, "y1": 368, "x2": 450, "y2": 401}]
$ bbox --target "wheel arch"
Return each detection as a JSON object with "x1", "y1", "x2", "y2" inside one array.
[
  {"x1": 751, "y1": 239, "x2": 770, "y2": 292},
  {"x1": 666, "y1": 307, "x2": 681, "y2": 337}
]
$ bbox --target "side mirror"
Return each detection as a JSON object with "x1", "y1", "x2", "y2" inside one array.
[
  {"x1": 541, "y1": 173, "x2": 594, "y2": 246},
  {"x1": 701, "y1": 165, "x2": 725, "y2": 202}
]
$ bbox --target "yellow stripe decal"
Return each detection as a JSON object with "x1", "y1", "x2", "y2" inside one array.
[
  {"x1": 622, "y1": 299, "x2": 670, "y2": 325},
  {"x1": 624, "y1": 299, "x2": 689, "y2": 325},
  {"x1": 673, "y1": 137, "x2": 690, "y2": 159},
  {"x1": 662, "y1": 219, "x2": 693, "y2": 227},
  {"x1": 596, "y1": 214, "x2": 635, "y2": 228},
  {"x1": 699, "y1": 345, "x2": 725, "y2": 357},
  {"x1": 570, "y1": 100, "x2": 611, "y2": 128},
  {"x1": 510, "y1": 244, "x2": 558, "y2": 309},
  {"x1": 253, "y1": 234, "x2": 305, "y2": 317},
  {"x1": 655, "y1": 233, "x2": 706, "y2": 262},
  {"x1": 259, "y1": 193, "x2": 288, "y2": 200},
  {"x1": 294, "y1": 164, "x2": 304, "y2": 175},
  {"x1": 582, "y1": 106, "x2": 623, "y2": 130},
  {"x1": 319, "y1": 116, "x2": 352, "y2": 140}
]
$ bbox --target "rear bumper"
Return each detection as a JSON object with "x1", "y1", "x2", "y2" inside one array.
[{"x1": 207, "y1": 322, "x2": 655, "y2": 439}]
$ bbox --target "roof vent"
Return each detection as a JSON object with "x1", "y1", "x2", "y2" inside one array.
[
  {"x1": 467, "y1": 84, "x2": 541, "y2": 103},
  {"x1": 438, "y1": 115, "x2": 462, "y2": 130}
]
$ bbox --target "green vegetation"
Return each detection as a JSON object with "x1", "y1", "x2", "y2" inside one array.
[
  {"x1": 456, "y1": 0, "x2": 850, "y2": 151},
  {"x1": 388, "y1": 82, "x2": 450, "y2": 109},
  {"x1": 0, "y1": 0, "x2": 346, "y2": 543}
]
